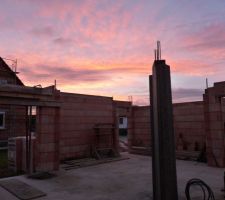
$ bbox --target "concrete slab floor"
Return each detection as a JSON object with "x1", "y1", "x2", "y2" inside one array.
[{"x1": 0, "y1": 153, "x2": 224, "y2": 200}]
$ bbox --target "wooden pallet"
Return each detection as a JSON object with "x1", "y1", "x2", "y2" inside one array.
[{"x1": 61, "y1": 156, "x2": 129, "y2": 171}]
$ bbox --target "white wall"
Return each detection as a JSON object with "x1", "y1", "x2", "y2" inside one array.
[{"x1": 119, "y1": 117, "x2": 128, "y2": 129}]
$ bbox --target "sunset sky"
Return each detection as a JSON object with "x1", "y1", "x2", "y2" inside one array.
[{"x1": 1, "y1": 0, "x2": 225, "y2": 105}]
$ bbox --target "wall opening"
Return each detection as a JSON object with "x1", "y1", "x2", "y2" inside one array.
[
  {"x1": 118, "y1": 116, "x2": 128, "y2": 152},
  {"x1": 0, "y1": 111, "x2": 5, "y2": 129},
  {"x1": 119, "y1": 116, "x2": 128, "y2": 136},
  {"x1": 30, "y1": 106, "x2": 37, "y2": 135}
]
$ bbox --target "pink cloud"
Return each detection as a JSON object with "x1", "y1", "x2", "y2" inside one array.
[
  {"x1": 169, "y1": 59, "x2": 219, "y2": 76},
  {"x1": 180, "y1": 22, "x2": 225, "y2": 60},
  {"x1": 30, "y1": 26, "x2": 55, "y2": 37},
  {"x1": 1, "y1": 0, "x2": 225, "y2": 105}
]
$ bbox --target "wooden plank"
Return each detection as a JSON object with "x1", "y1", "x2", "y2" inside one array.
[
  {"x1": 62, "y1": 157, "x2": 130, "y2": 170},
  {"x1": 0, "y1": 179, "x2": 46, "y2": 200}
]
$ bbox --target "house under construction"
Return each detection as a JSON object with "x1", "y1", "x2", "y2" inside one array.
[{"x1": 0, "y1": 57, "x2": 225, "y2": 175}]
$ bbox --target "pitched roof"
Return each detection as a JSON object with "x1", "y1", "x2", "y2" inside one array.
[{"x1": 0, "y1": 57, "x2": 24, "y2": 86}]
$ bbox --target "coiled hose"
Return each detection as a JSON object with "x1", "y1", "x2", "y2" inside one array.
[{"x1": 185, "y1": 178, "x2": 215, "y2": 200}]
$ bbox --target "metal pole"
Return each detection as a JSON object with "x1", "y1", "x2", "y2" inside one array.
[
  {"x1": 25, "y1": 106, "x2": 29, "y2": 173},
  {"x1": 28, "y1": 106, "x2": 32, "y2": 174}
]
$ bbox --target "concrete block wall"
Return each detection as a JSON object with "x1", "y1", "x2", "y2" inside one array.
[
  {"x1": 36, "y1": 107, "x2": 60, "y2": 171},
  {"x1": 59, "y1": 92, "x2": 114, "y2": 161},
  {"x1": 173, "y1": 101, "x2": 205, "y2": 151},
  {"x1": 131, "y1": 102, "x2": 205, "y2": 152},
  {"x1": 132, "y1": 106, "x2": 151, "y2": 147},
  {"x1": 222, "y1": 98, "x2": 225, "y2": 123},
  {"x1": 204, "y1": 82, "x2": 225, "y2": 167},
  {"x1": 0, "y1": 105, "x2": 26, "y2": 141}
]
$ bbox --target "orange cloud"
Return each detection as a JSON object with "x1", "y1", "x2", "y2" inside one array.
[{"x1": 1, "y1": 0, "x2": 225, "y2": 105}]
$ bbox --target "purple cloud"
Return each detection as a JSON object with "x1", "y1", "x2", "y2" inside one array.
[
  {"x1": 53, "y1": 37, "x2": 73, "y2": 45},
  {"x1": 30, "y1": 26, "x2": 55, "y2": 37}
]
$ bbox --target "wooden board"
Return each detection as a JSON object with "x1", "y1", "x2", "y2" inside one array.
[{"x1": 0, "y1": 179, "x2": 46, "y2": 200}]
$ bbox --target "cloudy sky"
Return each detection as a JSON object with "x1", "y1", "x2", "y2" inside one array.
[{"x1": 1, "y1": 0, "x2": 225, "y2": 105}]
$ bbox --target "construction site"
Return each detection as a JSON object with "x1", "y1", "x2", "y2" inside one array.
[{"x1": 0, "y1": 43, "x2": 224, "y2": 200}]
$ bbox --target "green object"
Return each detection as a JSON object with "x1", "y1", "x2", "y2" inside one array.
[
  {"x1": 119, "y1": 129, "x2": 127, "y2": 136},
  {"x1": 0, "y1": 150, "x2": 7, "y2": 169}
]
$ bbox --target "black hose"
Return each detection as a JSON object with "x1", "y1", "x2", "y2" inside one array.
[{"x1": 185, "y1": 178, "x2": 215, "y2": 200}]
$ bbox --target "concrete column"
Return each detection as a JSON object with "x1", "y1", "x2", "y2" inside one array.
[
  {"x1": 150, "y1": 60, "x2": 178, "y2": 200},
  {"x1": 203, "y1": 82, "x2": 225, "y2": 167}
]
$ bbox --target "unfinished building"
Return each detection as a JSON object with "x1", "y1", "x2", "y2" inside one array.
[{"x1": 0, "y1": 57, "x2": 225, "y2": 175}]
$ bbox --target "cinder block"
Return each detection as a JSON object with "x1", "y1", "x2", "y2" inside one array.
[
  {"x1": 39, "y1": 143, "x2": 55, "y2": 153},
  {"x1": 208, "y1": 104, "x2": 222, "y2": 112}
]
